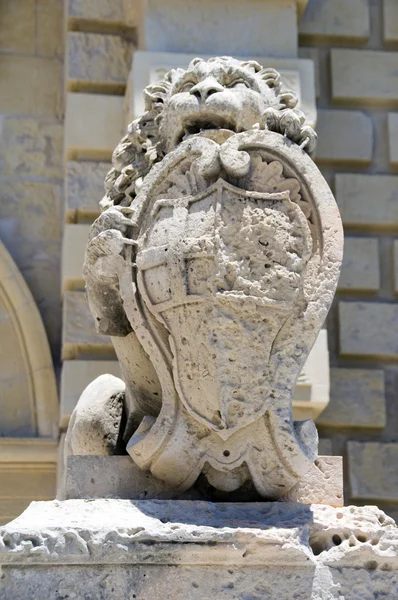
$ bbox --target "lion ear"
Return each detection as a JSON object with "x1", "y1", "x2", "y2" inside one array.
[{"x1": 258, "y1": 68, "x2": 280, "y2": 88}]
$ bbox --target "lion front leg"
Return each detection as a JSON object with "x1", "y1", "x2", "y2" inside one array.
[
  {"x1": 64, "y1": 374, "x2": 126, "y2": 457},
  {"x1": 84, "y1": 206, "x2": 137, "y2": 336}
]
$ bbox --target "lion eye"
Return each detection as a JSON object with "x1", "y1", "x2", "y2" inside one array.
[
  {"x1": 180, "y1": 81, "x2": 196, "y2": 93},
  {"x1": 228, "y1": 79, "x2": 250, "y2": 89}
]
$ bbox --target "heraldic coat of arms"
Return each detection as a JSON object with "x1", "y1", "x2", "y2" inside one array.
[{"x1": 65, "y1": 57, "x2": 343, "y2": 498}]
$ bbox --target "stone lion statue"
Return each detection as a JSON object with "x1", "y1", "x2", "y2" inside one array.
[{"x1": 64, "y1": 56, "x2": 341, "y2": 500}]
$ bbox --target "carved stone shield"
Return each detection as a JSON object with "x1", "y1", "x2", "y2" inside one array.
[
  {"x1": 119, "y1": 131, "x2": 343, "y2": 496},
  {"x1": 137, "y1": 179, "x2": 312, "y2": 439}
]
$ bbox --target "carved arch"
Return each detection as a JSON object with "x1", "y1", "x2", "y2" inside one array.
[{"x1": 0, "y1": 241, "x2": 58, "y2": 436}]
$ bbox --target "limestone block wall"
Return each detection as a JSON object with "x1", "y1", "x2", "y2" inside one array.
[
  {"x1": 298, "y1": 0, "x2": 398, "y2": 519},
  {"x1": 0, "y1": 0, "x2": 64, "y2": 358},
  {"x1": 0, "y1": 0, "x2": 64, "y2": 524}
]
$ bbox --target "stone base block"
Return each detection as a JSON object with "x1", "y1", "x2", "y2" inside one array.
[
  {"x1": 63, "y1": 455, "x2": 343, "y2": 506},
  {"x1": 1, "y1": 499, "x2": 398, "y2": 599}
]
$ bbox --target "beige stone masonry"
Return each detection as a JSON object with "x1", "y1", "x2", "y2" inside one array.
[
  {"x1": 0, "y1": 241, "x2": 58, "y2": 437},
  {"x1": 67, "y1": 32, "x2": 134, "y2": 94},
  {"x1": 317, "y1": 369, "x2": 386, "y2": 430},
  {"x1": 67, "y1": 0, "x2": 140, "y2": 34},
  {"x1": 139, "y1": 0, "x2": 298, "y2": 57},
  {"x1": 338, "y1": 237, "x2": 380, "y2": 292},
  {"x1": 62, "y1": 224, "x2": 90, "y2": 291},
  {"x1": 316, "y1": 110, "x2": 372, "y2": 165},
  {"x1": 332, "y1": 50, "x2": 398, "y2": 108},
  {"x1": 60, "y1": 361, "x2": 122, "y2": 430},
  {"x1": 0, "y1": 0, "x2": 36, "y2": 54},
  {"x1": 339, "y1": 301, "x2": 398, "y2": 359},
  {"x1": 0, "y1": 117, "x2": 63, "y2": 180},
  {"x1": 383, "y1": 0, "x2": 398, "y2": 45},
  {"x1": 298, "y1": 47, "x2": 320, "y2": 98},
  {"x1": 65, "y1": 161, "x2": 110, "y2": 223},
  {"x1": 335, "y1": 174, "x2": 398, "y2": 231},
  {"x1": 0, "y1": 438, "x2": 57, "y2": 524},
  {"x1": 0, "y1": 438, "x2": 57, "y2": 464},
  {"x1": 0, "y1": 55, "x2": 62, "y2": 117},
  {"x1": 0, "y1": 180, "x2": 63, "y2": 353},
  {"x1": 62, "y1": 291, "x2": 114, "y2": 360},
  {"x1": 130, "y1": 51, "x2": 317, "y2": 127},
  {"x1": 64, "y1": 93, "x2": 124, "y2": 161},
  {"x1": 348, "y1": 442, "x2": 398, "y2": 503},
  {"x1": 394, "y1": 241, "x2": 398, "y2": 293},
  {"x1": 36, "y1": 0, "x2": 64, "y2": 59},
  {"x1": 318, "y1": 439, "x2": 332, "y2": 455},
  {"x1": 299, "y1": 0, "x2": 370, "y2": 43},
  {"x1": 388, "y1": 113, "x2": 398, "y2": 167}
]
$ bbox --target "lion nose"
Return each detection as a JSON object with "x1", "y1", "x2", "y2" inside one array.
[{"x1": 190, "y1": 79, "x2": 224, "y2": 103}]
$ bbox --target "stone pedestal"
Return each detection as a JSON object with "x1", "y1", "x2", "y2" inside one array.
[
  {"x1": 62, "y1": 455, "x2": 344, "y2": 507},
  {"x1": 1, "y1": 499, "x2": 398, "y2": 600}
]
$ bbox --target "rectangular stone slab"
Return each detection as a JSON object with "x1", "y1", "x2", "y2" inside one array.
[
  {"x1": 0, "y1": 499, "x2": 397, "y2": 600},
  {"x1": 64, "y1": 455, "x2": 343, "y2": 507}
]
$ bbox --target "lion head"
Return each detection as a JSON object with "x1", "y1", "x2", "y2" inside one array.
[{"x1": 101, "y1": 56, "x2": 316, "y2": 211}]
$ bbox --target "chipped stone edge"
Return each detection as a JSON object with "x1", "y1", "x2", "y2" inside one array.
[{"x1": 0, "y1": 500, "x2": 397, "y2": 571}]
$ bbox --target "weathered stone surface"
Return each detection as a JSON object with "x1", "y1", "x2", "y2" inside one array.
[
  {"x1": 64, "y1": 455, "x2": 343, "y2": 506},
  {"x1": 64, "y1": 93, "x2": 124, "y2": 160},
  {"x1": 0, "y1": 467, "x2": 55, "y2": 503},
  {"x1": 67, "y1": 0, "x2": 138, "y2": 29},
  {"x1": 0, "y1": 180, "x2": 63, "y2": 354},
  {"x1": 36, "y1": 0, "x2": 64, "y2": 58},
  {"x1": 65, "y1": 161, "x2": 110, "y2": 222},
  {"x1": 388, "y1": 113, "x2": 398, "y2": 167},
  {"x1": 318, "y1": 438, "x2": 332, "y2": 455},
  {"x1": 0, "y1": 0, "x2": 36, "y2": 54},
  {"x1": 317, "y1": 368, "x2": 386, "y2": 429},
  {"x1": 62, "y1": 291, "x2": 114, "y2": 360},
  {"x1": 298, "y1": 47, "x2": 320, "y2": 98},
  {"x1": 62, "y1": 224, "x2": 90, "y2": 290},
  {"x1": 300, "y1": 0, "x2": 369, "y2": 42},
  {"x1": 332, "y1": 50, "x2": 398, "y2": 108},
  {"x1": 60, "y1": 361, "x2": 122, "y2": 430},
  {"x1": 394, "y1": 240, "x2": 398, "y2": 293},
  {"x1": 339, "y1": 302, "x2": 398, "y2": 359},
  {"x1": 338, "y1": 237, "x2": 380, "y2": 292},
  {"x1": 335, "y1": 174, "x2": 398, "y2": 230},
  {"x1": 292, "y1": 329, "x2": 330, "y2": 422},
  {"x1": 0, "y1": 55, "x2": 62, "y2": 117},
  {"x1": 75, "y1": 57, "x2": 342, "y2": 500},
  {"x1": 0, "y1": 117, "x2": 63, "y2": 179},
  {"x1": 0, "y1": 439, "x2": 57, "y2": 525},
  {"x1": 348, "y1": 442, "x2": 398, "y2": 503},
  {"x1": 141, "y1": 0, "x2": 298, "y2": 57},
  {"x1": 383, "y1": 0, "x2": 398, "y2": 44},
  {"x1": 67, "y1": 32, "x2": 134, "y2": 91},
  {"x1": 65, "y1": 375, "x2": 125, "y2": 457},
  {"x1": 316, "y1": 110, "x2": 372, "y2": 165},
  {"x1": 0, "y1": 241, "x2": 58, "y2": 437},
  {"x1": 0, "y1": 500, "x2": 397, "y2": 600}
]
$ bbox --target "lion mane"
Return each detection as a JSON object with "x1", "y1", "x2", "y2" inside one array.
[{"x1": 101, "y1": 56, "x2": 316, "y2": 212}]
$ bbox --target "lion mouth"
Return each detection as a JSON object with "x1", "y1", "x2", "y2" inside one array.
[{"x1": 178, "y1": 116, "x2": 239, "y2": 144}]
